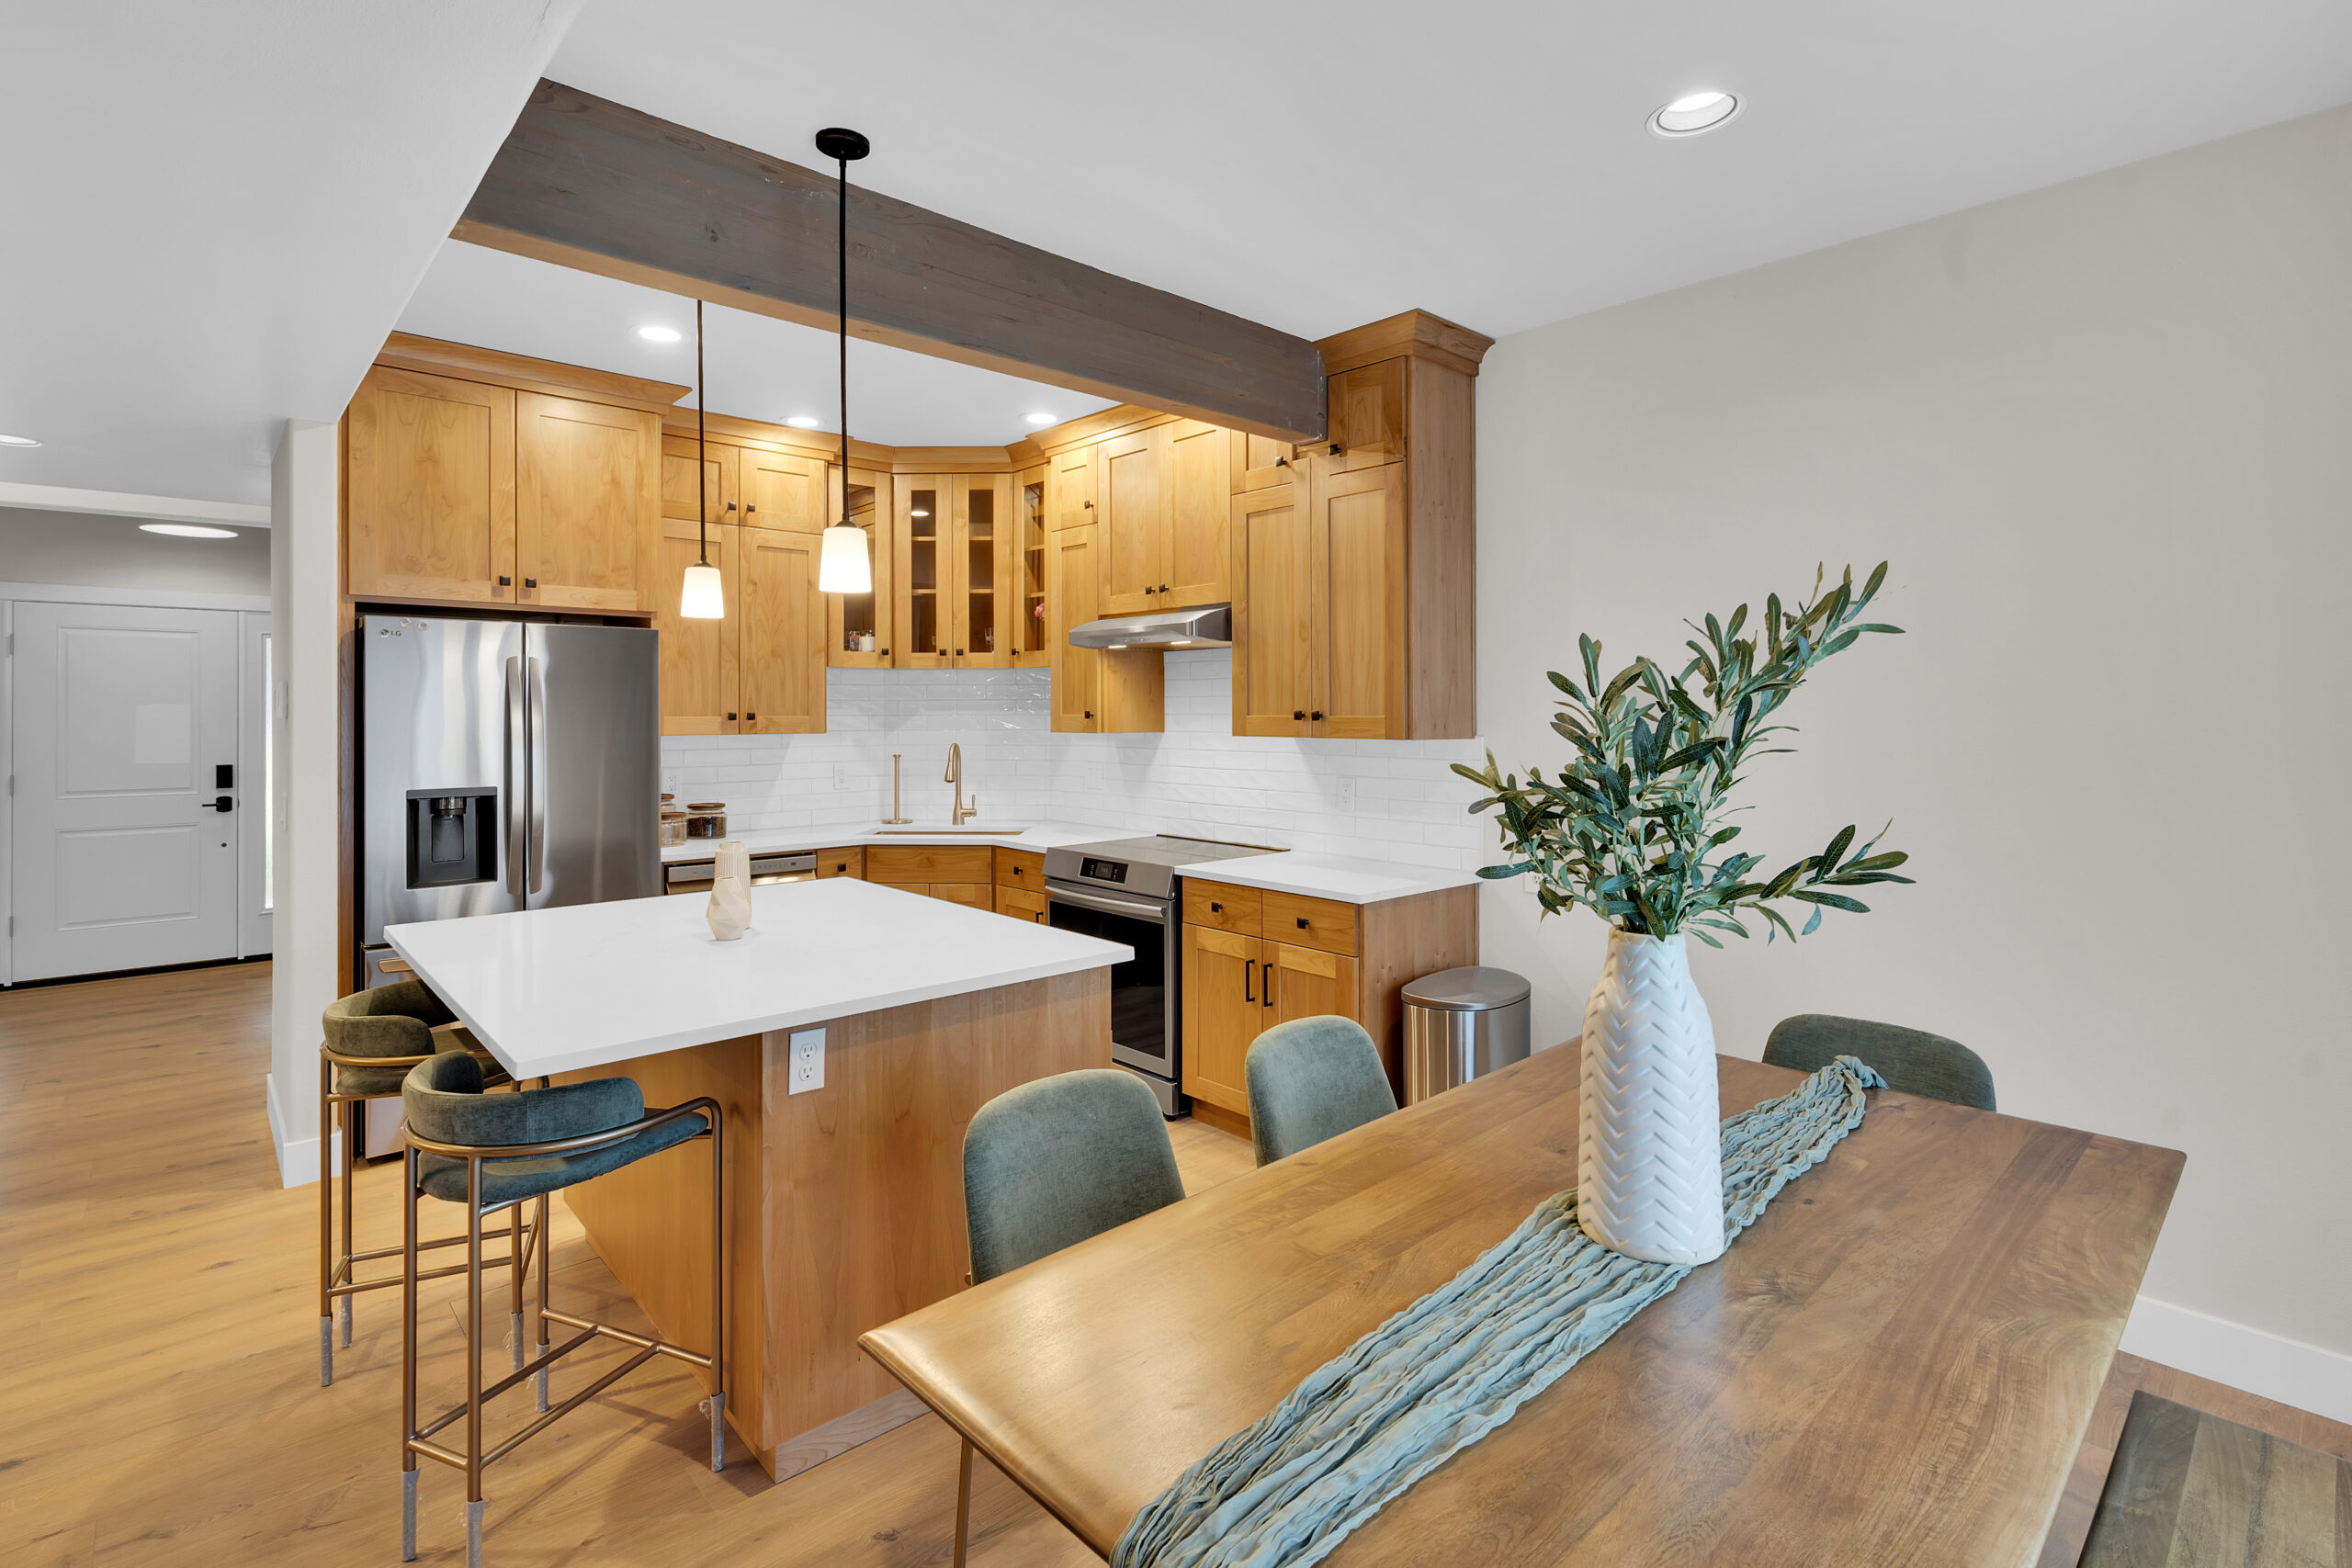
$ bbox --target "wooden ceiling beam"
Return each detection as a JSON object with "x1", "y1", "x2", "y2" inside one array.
[{"x1": 455, "y1": 81, "x2": 1329, "y2": 445}]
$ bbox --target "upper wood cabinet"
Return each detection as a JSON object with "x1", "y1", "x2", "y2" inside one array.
[
  {"x1": 1324, "y1": 357, "x2": 1408, "y2": 471},
  {"x1": 741, "y1": 448, "x2": 828, "y2": 533},
  {"x1": 893, "y1": 474, "x2": 952, "y2": 668},
  {"x1": 1166, "y1": 421, "x2": 1231, "y2": 607},
  {"x1": 825, "y1": 465, "x2": 893, "y2": 668},
  {"x1": 1046, "y1": 444, "x2": 1095, "y2": 530},
  {"x1": 953, "y1": 473, "x2": 1014, "y2": 666},
  {"x1": 653, "y1": 517, "x2": 738, "y2": 734},
  {"x1": 1231, "y1": 431, "x2": 1296, "y2": 493},
  {"x1": 344, "y1": 338, "x2": 684, "y2": 615},
  {"x1": 1011, "y1": 465, "x2": 1050, "y2": 667},
  {"x1": 345, "y1": 367, "x2": 517, "y2": 605},
  {"x1": 1047, "y1": 524, "x2": 1163, "y2": 733},
  {"x1": 662, "y1": 432, "x2": 739, "y2": 528},
  {"x1": 1230, "y1": 484, "x2": 1312, "y2": 737},
  {"x1": 738, "y1": 525, "x2": 825, "y2": 733},
  {"x1": 1096, "y1": 426, "x2": 1168, "y2": 616},
  {"x1": 516, "y1": 393, "x2": 662, "y2": 613}
]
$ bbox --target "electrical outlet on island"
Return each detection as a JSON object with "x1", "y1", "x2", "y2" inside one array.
[{"x1": 788, "y1": 1027, "x2": 825, "y2": 1093}]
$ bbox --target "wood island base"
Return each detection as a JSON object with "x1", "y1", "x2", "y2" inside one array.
[{"x1": 558, "y1": 968, "x2": 1110, "y2": 1478}]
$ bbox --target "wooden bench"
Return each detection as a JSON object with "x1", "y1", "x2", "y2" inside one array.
[{"x1": 2078, "y1": 1391, "x2": 2352, "y2": 1565}]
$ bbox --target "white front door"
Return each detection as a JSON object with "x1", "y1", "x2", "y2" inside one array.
[{"x1": 10, "y1": 602, "x2": 242, "y2": 981}]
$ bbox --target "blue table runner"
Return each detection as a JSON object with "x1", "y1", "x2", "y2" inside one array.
[{"x1": 1113, "y1": 1056, "x2": 1885, "y2": 1568}]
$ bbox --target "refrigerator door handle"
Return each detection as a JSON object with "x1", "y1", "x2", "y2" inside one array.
[
  {"x1": 504, "y1": 656, "x2": 527, "y2": 897},
  {"x1": 526, "y1": 655, "x2": 548, "y2": 896}
]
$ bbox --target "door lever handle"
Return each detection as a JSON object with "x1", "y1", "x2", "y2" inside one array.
[{"x1": 205, "y1": 795, "x2": 233, "y2": 812}]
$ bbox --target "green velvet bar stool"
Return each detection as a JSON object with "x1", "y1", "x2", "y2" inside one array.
[
  {"x1": 318, "y1": 979, "x2": 530, "y2": 1386},
  {"x1": 1245, "y1": 1015, "x2": 1398, "y2": 1165},
  {"x1": 399, "y1": 1053, "x2": 725, "y2": 1568},
  {"x1": 955, "y1": 1068, "x2": 1185, "y2": 1565},
  {"x1": 1764, "y1": 1013, "x2": 1997, "y2": 1111}
]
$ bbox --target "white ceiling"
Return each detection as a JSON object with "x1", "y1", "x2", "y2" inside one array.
[
  {"x1": 548, "y1": 0, "x2": 2352, "y2": 342},
  {"x1": 6, "y1": 1, "x2": 2350, "y2": 512},
  {"x1": 0, "y1": 3, "x2": 583, "y2": 510},
  {"x1": 395, "y1": 243, "x2": 1117, "y2": 446}
]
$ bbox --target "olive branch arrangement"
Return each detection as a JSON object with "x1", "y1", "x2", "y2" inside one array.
[{"x1": 1454, "y1": 562, "x2": 1915, "y2": 947}]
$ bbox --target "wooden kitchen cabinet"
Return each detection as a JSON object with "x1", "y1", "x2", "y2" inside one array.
[
  {"x1": 927, "y1": 883, "x2": 993, "y2": 910},
  {"x1": 825, "y1": 465, "x2": 893, "y2": 668},
  {"x1": 515, "y1": 392, "x2": 662, "y2": 613},
  {"x1": 1229, "y1": 484, "x2": 1311, "y2": 738},
  {"x1": 1165, "y1": 420, "x2": 1231, "y2": 607},
  {"x1": 737, "y1": 525, "x2": 825, "y2": 733},
  {"x1": 953, "y1": 473, "x2": 1015, "y2": 666},
  {"x1": 995, "y1": 885, "x2": 1047, "y2": 923},
  {"x1": 652, "y1": 517, "x2": 738, "y2": 734},
  {"x1": 1323, "y1": 357, "x2": 1408, "y2": 471},
  {"x1": 345, "y1": 366, "x2": 518, "y2": 605},
  {"x1": 868, "y1": 845, "x2": 993, "y2": 885},
  {"x1": 1230, "y1": 430, "x2": 1296, "y2": 493},
  {"x1": 994, "y1": 848, "x2": 1046, "y2": 891},
  {"x1": 1011, "y1": 465, "x2": 1051, "y2": 667},
  {"x1": 741, "y1": 448, "x2": 828, "y2": 533},
  {"x1": 1179, "y1": 879, "x2": 1477, "y2": 1127},
  {"x1": 1096, "y1": 426, "x2": 1167, "y2": 616},
  {"x1": 662, "y1": 431, "x2": 739, "y2": 527},
  {"x1": 1047, "y1": 524, "x2": 1163, "y2": 733},
  {"x1": 815, "y1": 848, "x2": 865, "y2": 879},
  {"x1": 1230, "y1": 457, "x2": 1407, "y2": 740},
  {"x1": 893, "y1": 475, "x2": 951, "y2": 667},
  {"x1": 1046, "y1": 443, "x2": 1095, "y2": 530}
]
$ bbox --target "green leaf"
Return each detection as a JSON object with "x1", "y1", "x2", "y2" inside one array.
[
  {"x1": 1791, "y1": 889, "x2": 1870, "y2": 913},
  {"x1": 1820, "y1": 825, "x2": 1856, "y2": 873},
  {"x1": 1802, "y1": 906, "x2": 1823, "y2": 936}
]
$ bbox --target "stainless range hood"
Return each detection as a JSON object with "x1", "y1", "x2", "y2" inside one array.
[{"x1": 1066, "y1": 602, "x2": 1232, "y2": 649}]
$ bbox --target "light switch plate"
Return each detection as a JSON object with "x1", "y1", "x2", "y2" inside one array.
[{"x1": 788, "y1": 1027, "x2": 825, "y2": 1093}]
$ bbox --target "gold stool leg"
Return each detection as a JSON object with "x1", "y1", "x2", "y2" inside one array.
[
  {"x1": 401, "y1": 1145, "x2": 421, "y2": 1562},
  {"x1": 507, "y1": 1201, "x2": 526, "y2": 1375},
  {"x1": 534, "y1": 1191, "x2": 551, "y2": 1413},
  {"x1": 954, "y1": 1436, "x2": 973, "y2": 1567},
  {"x1": 319, "y1": 1059, "x2": 334, "y2": 1386},
  {"x1": 465, "y1": 1156, "x2": 486, "y2": 1568},
  {"x1": 339, "y1": 1097, "x2": 357, "y2": 1348}
]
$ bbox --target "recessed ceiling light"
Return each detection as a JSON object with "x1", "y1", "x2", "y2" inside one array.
[
  {"x1": 1648, "y1": 90, "x2": 1742, "y2": 138},
  {"x1": 786, "y1": 416, "x2": 822, "y2": 429},
  {"x1": 0, "y1": 432, "x2": 40, "y2": 447},
  {"x1": 1024, "y1": 412, "x2": 1056, "y2": 426},
  {"x1": 141, "y1": 523, "x2": 238, "y2": 539},
  {"x1": 636, "y1": 324, "x2": 683, "y2": 343}
]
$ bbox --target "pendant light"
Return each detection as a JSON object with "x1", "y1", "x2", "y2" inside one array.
[
  {"x1": 815, "y1": 126, "x2": 874, "y2": 594},
  {"x1": 679, "y1": 298, "x2": 725, "y2": 618}
]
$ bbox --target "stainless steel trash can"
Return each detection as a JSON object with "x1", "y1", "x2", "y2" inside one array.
[{"x1": 1402, "y1": 966, "x2": 1532, "y2": 1104}]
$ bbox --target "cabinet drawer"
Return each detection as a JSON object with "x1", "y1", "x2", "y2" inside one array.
[
  {"x1": 1261, "y1": 890, "x2": 1359, "y2": 955},
  {"x1": 815, "y1": 847, "x2": 864, "y2": 879},
  {"x1": 1183, "y1": 880, "x2": 1261, "y2": 934},
  {"x1": 995, "y1": 885, "x2": 1047, "y2": 922},
  {"x1": 995, "y1": 848, "x2": 1046, "y2": 890},
  {"x1": 928, "y1": 882, "x2": 991, "y2": 909},
  {"x1": 867, "y1": 844, "x2": 994, "y2": 884}
]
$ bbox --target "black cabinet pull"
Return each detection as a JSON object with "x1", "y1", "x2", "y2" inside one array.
[
  {"x1": 1159, "y1": 582, "x2": 1170, "y2": 593},
  {"x1": 1297, "y1": 917, "x2": 1310, "y2": 929},
  {"x1": 1275, "y1": 455, "x2": 1290, "y2": 468},
  {"x1": 745, "y1": 503, "x2": 757, "y2": 513},
  {"x1": 726, "y1": 501, "x2": 737, "y2": 511},
  {"x1": 1262, "y1": 965, "x2": 1274, "y2": 1008},
  {"x1": 524, "y1": 577, "x2": 537, "y2": 589},
  {"x1": 1209, "y1": 900, "x2": 1222, "y2": 912},
  {"x1": 725, "y1": 712, "x2": 737, "y2": 720},
  {"x1": 498, "y1": 575, "x2": 512, "y2": 586},
  {"x1": 1083, "y1": 709, "x2": 1094, "y2": 720},
  {"x1": 956, "y1": 648, "x2": 965, "y2": 656},
  {"x1": 744, "y1": 711, "x2": 756, "y2": 721},
  {"x1": 1293, "y1": 709, "x2": 1306, "y2": 721},
  {"x1": 1245, "y1": 960, "x2": 1255, "y2": 1004},
  {"x1": 1083, "y1": 500, "x2": 1094, "y2": 509},
  {"x1": 1311, "y1": 710, "x2": 1325, "y2": 721}
]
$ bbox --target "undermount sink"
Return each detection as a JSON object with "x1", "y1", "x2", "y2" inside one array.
[{"x1": 873, "y1": 828, "x2": 1022, "y2": 836}]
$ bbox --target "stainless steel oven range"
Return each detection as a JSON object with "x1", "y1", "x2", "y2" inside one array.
[{"x1": 1042, "y1": 834, "x2": 1274, "y2": 1116}]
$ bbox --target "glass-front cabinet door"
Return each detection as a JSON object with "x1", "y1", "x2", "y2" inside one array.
[
  {"x1": 954, "y1": 474, "x2": 1015, "y2": 667},
  {"x1": 826, "y1": 464, "x2": 893, "y2": 668},
  {"x1": 1013, "y1": 464, "x2": 1049, "y2": 666},
  {"x1": 892, "y1": 474, "x2": 951, "y2": 667}
]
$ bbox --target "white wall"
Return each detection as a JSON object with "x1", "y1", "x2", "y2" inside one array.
[
  {"x1": 661, "y1": 652, "x2": 1487, "y2": 867},
  {"x1": 1475, "y1": 105, "x2": 2352, "y2": 1404},
  {"x1": 0, "y1": 506, "x2": 269, "y2": 594},
  {"x1": 266, "y1": 420, "x2": 342, "y2": 1185}
]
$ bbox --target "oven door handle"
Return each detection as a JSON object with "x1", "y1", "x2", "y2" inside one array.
[{"x1": 1045, "y1": 884, "x2": 1169, "y2": 922}]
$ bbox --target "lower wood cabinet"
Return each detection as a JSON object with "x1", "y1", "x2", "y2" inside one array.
[
  {"x1": 815, "y1": 848, "x2": 864, "y2": 879},
  {"x1": 995, "y1": 886, "x2": 1047, "y2": 922},
  {"x1": 1181, "y1": 879, "x2": 1477, "y2": 1130}
]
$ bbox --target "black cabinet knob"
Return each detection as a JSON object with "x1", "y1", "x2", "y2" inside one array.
[
  {"x1": 524, "y1": 577, "x2": 537, "y2": 588},
  {"x1": 745, "y1": 503, "x2": 757, "y2": 513},
  {"x1": 1293, "y1": 709, "x2": 1306, "y2": 721},
  {"x1": 498, "y1": 575, "x2": 512, "y2": 586},
  {"x1": 726, "y1": 501, "x2": 737, "y2": 511},
  {"x1": 1083, "y1": 709, "x2": 1094, "y2": 720},
  {"x1": 725, "y1": 712, "x2": 737, "y2": 720},
  {"x1": 1296, "y1": 917, "x2": 1309, "y2": 929},
  {"x1": 1311, "y1": 710, "x2": 1325, "y2": 721},
  {"x1": 744, "y1": 712, "x2": 756, "y2": 721},
  {"x1": 1209, "y1": 901, "x2": 1222, "y2": 912}
]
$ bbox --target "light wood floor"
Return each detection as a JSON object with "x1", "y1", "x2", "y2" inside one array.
[{"x1": 2, "y1": 961, "x2": 2341, "y2": 1567}]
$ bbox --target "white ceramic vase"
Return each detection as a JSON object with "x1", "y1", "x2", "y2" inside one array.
[
  {"x1": 706, "y1": 840, "x2": 752, "y2": 942},
  {"x1": 1577, "y1": 928, "x2": 1725, "y2": 1265}
]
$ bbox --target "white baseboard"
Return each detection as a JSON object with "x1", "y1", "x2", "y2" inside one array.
[
  {"x1": 265, "y1": 1071, "x2": 338, "y2": 1189},
  {"x1": 2121, "y1": 1295, "x2": 2352, "y2": 1427}
]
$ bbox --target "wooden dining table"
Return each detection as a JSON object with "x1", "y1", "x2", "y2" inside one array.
[{"x1": 860, "y1": 1043, "x2": 2183, "y2": 1566}]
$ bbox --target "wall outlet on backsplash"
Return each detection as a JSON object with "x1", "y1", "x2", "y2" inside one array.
[
  {"x1": 662, "y1": 769, "x2": 680, "y2": 794},
  {"x1": 833, "y1": 764, "x2": 852, "y2": 791},
  {"x1": 1335, "y1": 778, "x2": 1358, "y2": 813}
]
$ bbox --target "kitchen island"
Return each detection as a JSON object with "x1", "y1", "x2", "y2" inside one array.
[{"x1": 385, "y1": 877, "x2": 1130, "y2": 1479}]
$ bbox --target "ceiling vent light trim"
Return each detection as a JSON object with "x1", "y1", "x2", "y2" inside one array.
[
  {"x1": 1648, "y1": 90, "x2": 1742, "y2": 138},
  {"x1": 1068, "y1": 604, "x2": 1232, "y2": 650}
]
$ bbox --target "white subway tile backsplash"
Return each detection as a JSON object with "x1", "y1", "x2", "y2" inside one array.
[{"x1": 660, "y1": 652, "x2": 1488, "y2": 865}]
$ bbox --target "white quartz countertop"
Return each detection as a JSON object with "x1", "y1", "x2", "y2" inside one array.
[
  {"x1": 386, "y1": 878, "x2": 1132, "y2": 1080},
  {"x1": 1169, "y1": 851, "x2": 1481, "y2": 904},
  {"x1": 660, "y1": 819, "x2": 1114, "y2": 863}
]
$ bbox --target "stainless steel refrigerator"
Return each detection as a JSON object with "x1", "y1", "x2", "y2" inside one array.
[{"x1": 358, "y1": 613, "x2": 660, "y2": 988}]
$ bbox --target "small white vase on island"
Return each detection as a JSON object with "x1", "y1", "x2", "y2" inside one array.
[
  {"x1": 706, "y1": 840, "x2": 753, "y2": 942},
  {"x1": 1577, "y1": 928, "x2": 1725, "y2": 1265}
]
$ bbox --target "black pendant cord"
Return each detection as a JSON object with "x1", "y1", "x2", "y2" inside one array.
[
  {"x1": 836, "y1": 152, "x2": 849, "y2": 512},
  {"x1": 695, "y1": 298, "x2": 710, "y2": 567}
]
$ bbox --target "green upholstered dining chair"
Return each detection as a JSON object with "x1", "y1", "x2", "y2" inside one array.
[
  {"x1": 1763, "y1": 1013, "x2": 1997, "y2": 1111},
  {"x1": 1245, "y1": 1015, "x2": 1398, "y2": 1166},
  {"x1": 318, "y1": 978, "x2": 525, "y2": 1387},
  {"x1": 398, "y1": 1052, "x2": 725, "y2": 1568},
  {"x1": 954, "y1": 1068, "x2": 1185, "y2": 1565}
]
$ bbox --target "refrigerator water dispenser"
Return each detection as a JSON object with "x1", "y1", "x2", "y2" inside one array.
[{"x1": 403, "y1": 788, "x2": 497, "y2": 888}]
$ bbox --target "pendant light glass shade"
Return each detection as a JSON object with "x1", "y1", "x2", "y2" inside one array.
[
  {"x1": 679, "y1": 561, "x2": 725, "y2": 618},
  {"x1": 819, "y1": 522, "x2": 872, "y2": 593}
]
